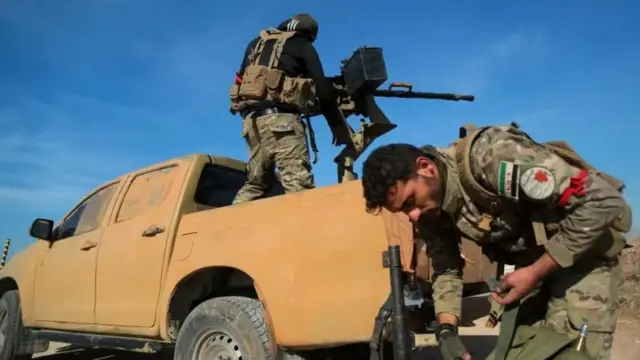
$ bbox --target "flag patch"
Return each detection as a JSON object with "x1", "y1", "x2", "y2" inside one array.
[
  {"x1": 498, "y1": 161, "x2": 520, "y2": 200},
  {"x1": 520, "y1": 166, "x2": 555, "y2": 200}
]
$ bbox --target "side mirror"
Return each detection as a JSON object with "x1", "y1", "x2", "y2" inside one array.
[{"x1": 29, "y1": 218, "x2": 54, "y2": 241}]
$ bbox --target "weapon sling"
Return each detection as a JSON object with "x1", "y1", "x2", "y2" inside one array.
[{"x1": 492, "y1": 301, "x2": 520, "y2": 360}]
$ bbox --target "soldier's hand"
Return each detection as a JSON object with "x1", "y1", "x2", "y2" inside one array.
[
  {"x1": 491, "y1": 265, "x2": 539, "y2": 305},
  {"x1": 439, "y1": 333, "x2": 471, "y2": 360}
]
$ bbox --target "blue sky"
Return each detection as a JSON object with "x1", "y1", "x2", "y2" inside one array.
[{"x1": 1, "y1": 1, "x2": 639, "y2": 256}]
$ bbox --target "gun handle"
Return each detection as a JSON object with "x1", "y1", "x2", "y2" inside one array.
[{"x1": 388, "y1": 82, "x2": 413, "y2": 91}]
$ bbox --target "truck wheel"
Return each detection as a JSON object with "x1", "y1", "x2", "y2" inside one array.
[
  {"x1": 0, "y1": 290, "x2": 31, "y2": 360},
  {"x1": 174, "y1": 296, "x2": 275, "y2": 360}
]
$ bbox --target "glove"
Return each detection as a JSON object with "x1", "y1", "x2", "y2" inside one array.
[
  {"x1": 437, "y1": 325, "x2": 471, "y2": 360},
  {"x1": 439, "y1": 335, "x2": 470, "y2": 360}
]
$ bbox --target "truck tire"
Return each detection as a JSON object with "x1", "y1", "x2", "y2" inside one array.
[
  {"x1": 0, "y1": 290, "x2": 31, "y2": 360},
  {"x1": 174, "y1": 296, "x2": 276, "y2": 360}
]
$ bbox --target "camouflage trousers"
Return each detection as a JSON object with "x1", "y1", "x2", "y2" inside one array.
[
  {"x1": 542, "y1": 259, "x2": 622, "y2": 359},
  {"x1": 491, "y1": 258, "x2": 622, "y2": 360},
  {"x1": 232, "y1": 111, "x2": 315, "y2": 205}
]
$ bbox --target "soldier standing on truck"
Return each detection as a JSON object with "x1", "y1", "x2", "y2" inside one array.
[
  {"x1": 229, "y1": 13, "x2": 351, "y2": 204},
  {"x1": 360, "y1": 123, "x2": 632, "y2": 360}
]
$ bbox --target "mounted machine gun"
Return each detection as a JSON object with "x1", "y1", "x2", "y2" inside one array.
[{"x1": 308, "y1": 46, "x2": 475, "y2": 183}]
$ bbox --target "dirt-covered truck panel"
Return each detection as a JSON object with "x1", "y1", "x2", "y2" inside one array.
[
  {"x1": 0, "y1": 172, "x2": 128, "y2": 328},
  {"x1": 162, "y1": 179, "x2": 412, "y2": 347}
]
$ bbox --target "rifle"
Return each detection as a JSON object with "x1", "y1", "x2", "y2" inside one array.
[{"x1": 307, "y1": 46, "x2": 475, "y2": 183}]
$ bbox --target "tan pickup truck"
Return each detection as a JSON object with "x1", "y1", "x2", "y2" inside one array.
[{"x1": 0, "y1": 153, "x2": 496, "y2": 360}]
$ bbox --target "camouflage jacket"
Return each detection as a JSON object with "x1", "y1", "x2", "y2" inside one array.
[{"x1": 418, "y1": 125, "x2": 628, "y2": 318}]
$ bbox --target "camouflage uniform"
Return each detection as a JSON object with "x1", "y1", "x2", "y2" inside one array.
[
  {"x1": 232, "y1": 111, "x2": 315, "y2": 205},
  {"x1": 419, "y1": 125, "x2": 629, "y2": 359}
]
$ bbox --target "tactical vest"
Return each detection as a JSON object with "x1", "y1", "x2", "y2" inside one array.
[
  {"x1": 452, "y1": 122, "x2": 632, "y2": 256},
  {"x1": 229, "y1": 28, "x2": 317, "y2": 114}
]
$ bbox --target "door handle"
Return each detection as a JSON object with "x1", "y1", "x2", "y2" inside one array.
[
  {"x1": 80, "y1": 240, "x2": 97, "y2": 251},
  {"x1": 142, "y1": 225, "x2": 165, "y2": 237}
]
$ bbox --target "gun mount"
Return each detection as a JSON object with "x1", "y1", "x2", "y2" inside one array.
[{"x1": 308, "y1": 46, "x2": 475, "y2": 183}]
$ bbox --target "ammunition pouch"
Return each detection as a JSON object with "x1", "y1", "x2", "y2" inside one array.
[
  {"x1": 230, "y1": 28, "x2": 317, "y2": 114},
  {"x1": 239, "y1": 65, "x2": 270, "y2": 100},
  {"x1": 232, "y1": 65, "x2": 316, "y2": 113}
]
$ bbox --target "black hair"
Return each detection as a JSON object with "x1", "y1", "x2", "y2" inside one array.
[{"x1": 361, "y1": 143, "x2": 425, "y2": 213}]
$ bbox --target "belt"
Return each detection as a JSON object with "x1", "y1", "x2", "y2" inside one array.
[{"x1": 242, "y1": 107, "x2": 294, "y2": 119}]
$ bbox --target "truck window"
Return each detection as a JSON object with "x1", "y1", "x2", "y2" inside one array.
[
  {"x1": 194, "y1": 164, "x2": 285, "y2": 208},
  {"x1": 55, "y1": 182, "x2": 119, "y2": 240},
  {"x1": 116, "y1": 165, "x2": 178, "y2": 222}
]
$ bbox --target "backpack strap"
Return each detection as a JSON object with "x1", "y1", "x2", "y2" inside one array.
[
  {"x1": 454, "y1": 125, "x2": 506, "y2": 231},
  {"x1": 251, "y1": 28, "x2": 297, "y2": 68}
]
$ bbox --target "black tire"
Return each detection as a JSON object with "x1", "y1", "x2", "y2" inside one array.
[
  {"x1": 174, "y1": 296, "x2": 275, "y2": 360},
  {"x1": 0, "y1": 290, "x2": 31, "y2": 360}
]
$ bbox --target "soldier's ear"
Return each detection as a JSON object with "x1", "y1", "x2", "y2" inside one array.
[
  {"x1": 415, "y1": 156, "x2": 427, "y2": 169},
  {"x1": 415, "y1": 157, "x2": 436, "y2": 176}
]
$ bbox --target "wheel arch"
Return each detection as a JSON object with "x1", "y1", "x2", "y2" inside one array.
[
  {"x1": 0, "y1": 275, "x2": 19, "y2": 297},
  {"x1": 165, "y1": 266, "x2": 274, "y2": 342}
]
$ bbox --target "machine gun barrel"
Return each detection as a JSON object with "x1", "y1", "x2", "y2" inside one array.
[
  {"x1": 372, "y1": 90, "x2": 474, "y2": 101},
  {"x1": 372, "y1": 82, "x2": 475, "y2": 102}
]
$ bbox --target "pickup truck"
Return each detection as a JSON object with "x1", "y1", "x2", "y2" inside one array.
[{"x1": 0, "y1": 153, "x2": 496, "y2": 360}]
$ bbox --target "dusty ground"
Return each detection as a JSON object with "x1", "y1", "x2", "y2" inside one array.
[
  {"x1": 32, "y1": 243, "x2": 640, "y2": 360},
  {"x1": 612, "y1": 239, "x2": 640, "y2": 360},
  {"x1": 31, "y1": 315, "x2": 639, "y2": 360}
]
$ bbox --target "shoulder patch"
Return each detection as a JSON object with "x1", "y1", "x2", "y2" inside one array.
[
  {"x1": 498, "y1": 161, "x2": 520, "y2": 200},
  {"x1": 520, "y1": 166, "x2": 555, "y2": 200}
]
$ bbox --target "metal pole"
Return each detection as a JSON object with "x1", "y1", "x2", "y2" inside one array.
[{"x1": 388, "y1": 245, "x2": 412, "y2": 360}]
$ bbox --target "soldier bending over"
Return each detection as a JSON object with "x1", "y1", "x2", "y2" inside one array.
[{"x1": 360, "y1": 124, "x2": 632, "y2": 360}]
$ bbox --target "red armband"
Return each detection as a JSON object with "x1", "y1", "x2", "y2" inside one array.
[{"x1": 558, "y1": 169, "x2": 588, "y2": 207}]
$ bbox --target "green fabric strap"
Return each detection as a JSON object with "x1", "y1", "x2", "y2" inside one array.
[{"x1": 493, "y1": 301, "x2": 520, "y2": 360}]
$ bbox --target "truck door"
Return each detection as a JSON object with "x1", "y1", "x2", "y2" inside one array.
[
  {"x1": 95, "y1": 161, "x2": 190, "y2": 327},
  {"x1": 34, "y1": 181, "x2": 121, "y2": 324}
]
